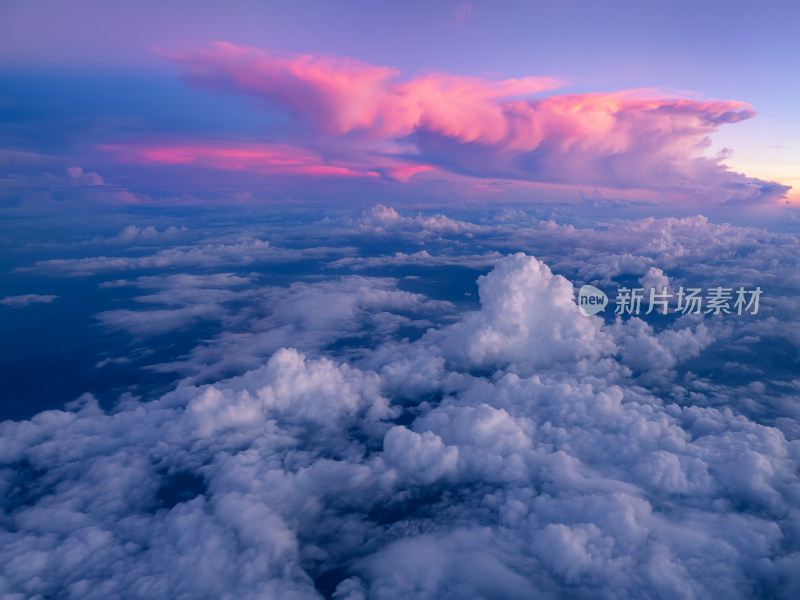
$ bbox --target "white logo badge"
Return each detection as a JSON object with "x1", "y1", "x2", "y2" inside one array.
[{"x1": 577, "y1": 284, "x2": 608, "y2": 316}]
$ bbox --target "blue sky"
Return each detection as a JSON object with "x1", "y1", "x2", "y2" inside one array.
[{"x1": 2, "y1": 0, "x2": 798, "y2": 212}]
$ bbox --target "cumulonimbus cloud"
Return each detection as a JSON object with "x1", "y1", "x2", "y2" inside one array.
[{"x1": 141, "y1": 42, "x2": 790, "y2": 204}]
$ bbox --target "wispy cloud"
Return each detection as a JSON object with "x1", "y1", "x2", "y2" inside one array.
[
  {"x1": 0, "y1": 294, "x2": 58, "y2": 307},
  {"x1": 102, "y1": 142, "x2": 382, "y2": 179}
]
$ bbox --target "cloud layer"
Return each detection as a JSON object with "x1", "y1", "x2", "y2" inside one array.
[{"x1": 3, "y1": 208, "x2": 800, "y2": 598}]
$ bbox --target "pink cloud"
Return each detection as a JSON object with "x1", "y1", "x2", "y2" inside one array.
[
  {"x1": 66, "y1": 166, "x2": 105, "y2": 186},
  {"x1": 101, "y1": 142, "x2": 381, "y2": 178},
  {"x1": 409, "y1": 92, "x2": 758, "y2": 188},
  {"x1": 153, "y1": 44, "x2": 788, "y2": 204},
  {"x1": 161, "y1": 42, "x2": 561, "y2": 140},
  {"x1": 382, "y1": 163, "x2": 436, "y2": 182}
]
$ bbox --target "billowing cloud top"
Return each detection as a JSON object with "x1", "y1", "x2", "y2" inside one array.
[{"x1": 163, "y1": 42, "x2": 562, "y2": 139}]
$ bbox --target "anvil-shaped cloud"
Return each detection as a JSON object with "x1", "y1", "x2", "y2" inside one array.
[{"x1": 103, "y1": 42, "x2": 789, "y2": 205}]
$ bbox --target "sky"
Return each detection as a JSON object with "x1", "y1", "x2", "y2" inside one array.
[
  {"x1": 2, "y1": 2, "x2": 800, "y2": 599},
  {"x1": 1, "y1": 0, "x2": 799, "y2": 216}
]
